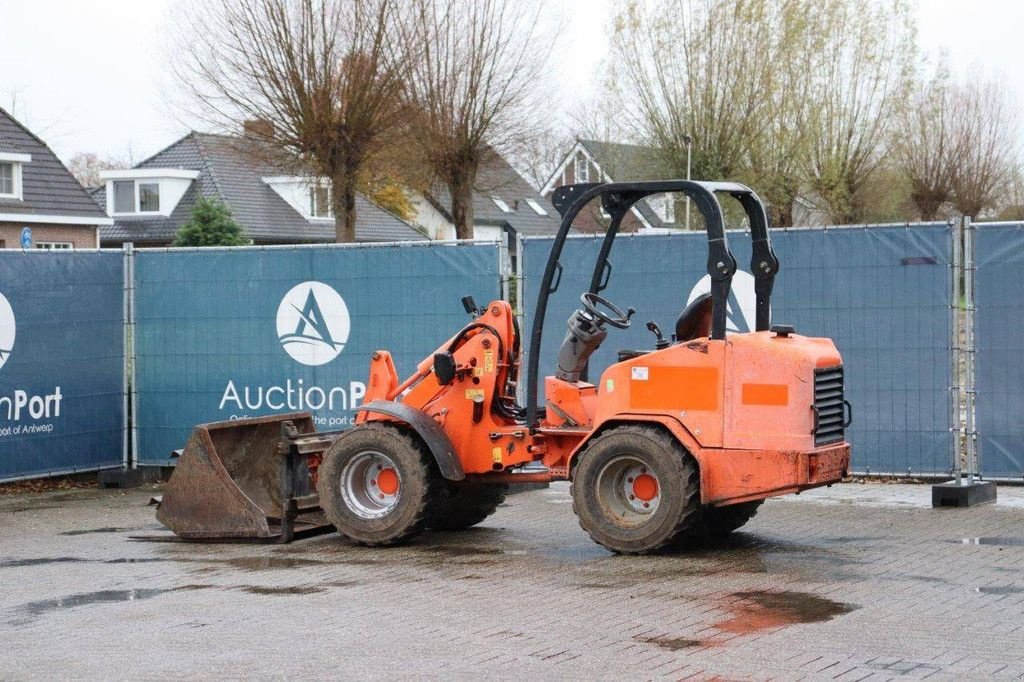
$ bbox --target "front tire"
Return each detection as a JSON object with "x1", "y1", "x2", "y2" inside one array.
[
  {"x1": 570, "y1": 425, "x2": 701, "y2": 554},
  {"x1": 317, "y1": 423, "x2": 438, "y2": 546}
]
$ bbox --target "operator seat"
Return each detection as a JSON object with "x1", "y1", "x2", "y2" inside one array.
[
  {"x1": 675, "y1": 293, "x2": 713, "y2": 342},
  {"x1": 616, "y1": 293, "x2": 716, "y2": 363}
]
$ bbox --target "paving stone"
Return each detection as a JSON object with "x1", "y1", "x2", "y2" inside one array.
[{"x1": 0, "y1": 481, "x2": 1022, "y2": 679}]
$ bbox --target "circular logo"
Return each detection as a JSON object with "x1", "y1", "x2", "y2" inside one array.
[
  {"x1": 0, "y1": 292, "x2": 14, "y2": 372},
  {"x1": 687, "y1": 269, "x2": 763, "y2": 334},
  {"x1": 276, "y1": 281, "x2": 350, "y2": 366}
]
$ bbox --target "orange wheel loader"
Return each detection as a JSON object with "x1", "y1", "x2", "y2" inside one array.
[{"x1": 155, "y1": 180, "x2": 851, "y2": 554}]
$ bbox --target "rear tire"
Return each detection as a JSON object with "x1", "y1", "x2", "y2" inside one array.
[
  {"x1": 317, "y1": 423, "x2": 438, "y2": 546},
  {"x1": 570, "y1": 425, "x2": 701, "y2": 554},
  {"x1": 702, "y1": 501, "x2": 762, "y2": 537},
  {"x1": 428, "y1": 482, "x2": 507, "y2": 531}
]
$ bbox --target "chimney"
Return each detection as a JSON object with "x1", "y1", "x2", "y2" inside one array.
[{"x1": 243, "y1": 119, "x2": 275, "y2": 139}]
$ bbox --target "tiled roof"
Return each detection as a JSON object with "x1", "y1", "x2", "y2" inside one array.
[
  {"x1": 99, "y1": 132, "x2": 426, "y2": 244},
  {"x1": 425, "y1": 148, "x2": 561, "y2": 237},
  {"x1": 0, "y1": 107, "x2": 108, "y2": 221}
]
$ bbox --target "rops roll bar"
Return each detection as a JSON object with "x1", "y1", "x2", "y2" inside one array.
[{"x1": 525, "y1": 180, "x2": 779, "y2": 428}]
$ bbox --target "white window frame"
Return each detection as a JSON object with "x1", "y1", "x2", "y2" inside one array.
[
  {"x1": 110, "y1": 179, "x2": 162, "y2": 215},
  {"x1": 310, "y1": 183, "x2": 333, "y2": 219},
  {"x1": 574, "y1": 152, "x2": 590, "y2": 183},
  {"x1": 491, "y1": 196, "x2": 512, "y2": 213},
  {"x1": 0, "y1": 156, "x2": 28, "y2": 200},
  {"x1": 525, "y1": 198, "x2": 548, "y2": 216},
  {"x1": 138, "y1": 182, "x2": 161, "y2": 213},
  {"x1": 36, "y1": 242, "x2": 74, "y2": 250}
]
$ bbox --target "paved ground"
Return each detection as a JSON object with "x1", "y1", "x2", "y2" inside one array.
[{"x1": 1, "y1": 481, "x2": 1023, "y2": 680}]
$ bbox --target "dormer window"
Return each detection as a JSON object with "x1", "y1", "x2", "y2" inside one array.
[
  {"x1": 102, "y1": 169, "x2": 197, "y2": 216},
  {"x1": 111, "y1": 180, "x2": 160, "y2": 214},
  {"x1": 0, "y1": 153, "x2": 29, "y2": 200},
  {"x1": 526, "y1": 198, "x2": 548, "y2": 216}
]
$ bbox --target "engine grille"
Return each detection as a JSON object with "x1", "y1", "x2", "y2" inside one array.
[{"x1": 813, "y1": 366, "x2": 845, "y2": 446}]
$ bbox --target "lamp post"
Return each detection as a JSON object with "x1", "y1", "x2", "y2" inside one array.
[{"x1": 684, "y1": 134, "x2": 692, "y2": 231}]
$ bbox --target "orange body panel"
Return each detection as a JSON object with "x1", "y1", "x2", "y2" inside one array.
[{"x1": 357, "y1": 300, "x2": 850, "y2": 502}]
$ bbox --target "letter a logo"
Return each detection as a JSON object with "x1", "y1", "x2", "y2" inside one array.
[{"x1": 276, "y1": 282, "x2": 350, "y2": 366}]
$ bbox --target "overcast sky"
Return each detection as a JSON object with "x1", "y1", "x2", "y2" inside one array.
[{"x1": 0, "y1": 0, "x2": 1021, "y2": 164}]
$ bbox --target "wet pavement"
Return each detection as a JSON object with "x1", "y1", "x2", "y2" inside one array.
[{"x1": 1, "y1": 482, "x2": 1023, "y2": 679}]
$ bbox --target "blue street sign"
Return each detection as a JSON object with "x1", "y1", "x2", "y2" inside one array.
[{"x1": 20, "y1": 227, "x2": 32, "y2": 250}]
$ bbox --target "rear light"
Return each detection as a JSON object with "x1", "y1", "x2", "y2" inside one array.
[{"x1": 812, "y1": 366, "x2": 848, "y2": 446}]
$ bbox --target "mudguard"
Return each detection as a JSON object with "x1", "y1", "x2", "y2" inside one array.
[{"x1": 356, "y1": 400, "x2": 465, "y2": 481}]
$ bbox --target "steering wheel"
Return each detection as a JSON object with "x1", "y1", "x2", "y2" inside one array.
[{"x1": 581, "y1": 292, "x2": 634, "y2": 329}]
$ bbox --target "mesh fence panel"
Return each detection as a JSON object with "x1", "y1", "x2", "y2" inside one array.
[
  {"x1": 133, "y1": 242, "x2": 501, "y2": 465},
  {"x1": 974, "y1": 222, "x2": 1024, "y2": 479},
  {"x1": 0, "y1": 251, "x2": 125, "y2": 481},
  {"x1": 521, "y1": 225, "x2": 952, "y2": 475}
]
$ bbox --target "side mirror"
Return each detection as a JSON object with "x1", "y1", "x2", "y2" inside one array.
[{"x1": 433, "y1": 352, "x2": 457, "y2": 385}]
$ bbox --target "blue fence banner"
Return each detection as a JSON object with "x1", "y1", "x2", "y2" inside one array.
[
  {"x1": 521, "y1": 225, "x2": 952, "y2": 475},
  {"x1": 133, "y1": 242, "x2": 501, "y2": 465},
  {"x1": 0, "y1": 251, "x2": 125, "y2": 481},
  {"x1": 974, "y1": 222, "x2": 1024, "y2": 479}
]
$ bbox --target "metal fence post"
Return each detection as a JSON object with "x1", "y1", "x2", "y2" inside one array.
[
  {"x1": 122, "y1": 243, "x2": 132, "y2": 468},
  {"x1": 963, "y1": 216, "x2": 979, "y2": 481},
  {"x1": 127, "y1": 243, "x2": 138, "y2": 470},
  {"x1": 950, "y1": 218, "x2": 963, "y2": 483}
]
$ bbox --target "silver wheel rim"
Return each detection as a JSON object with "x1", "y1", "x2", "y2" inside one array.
[
  {"x1": 339, "y1": 450, "x2": 402, "y2": 519},
  {"x1": 595, "y1": 455, "x2": 661, "y2": 525}
]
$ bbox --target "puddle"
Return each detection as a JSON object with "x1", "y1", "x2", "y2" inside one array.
[
  {"x1": 636, "y1": 635, "x2": 717, "y2": 651},
  {"x1": 240, "y1": 585, "x2": 324, "y2": 596},
  {"x1": 714, "y1": 590, "x2": 856, "y2": 635},
  {"x1": 218, "y1": 556, "x2": 327, "y2": 571},
  {"x1": 976, "y1": 585, "x2": 1024, "y2": 595},
  {"x1": 60, "y1": 527, "x2": 142, "y2": 536},
  {"x1": 420, "y1": 545, "x2": 503, "y2": 557},
  {"x1": 958, "y1": 537, "x2": 1024, "y2": 547},
  {"x1": 0, "y1": 557, "x2": 166, "y2": 568},
  {"x1": 9, "y1": 585, "x2": 212, "y2": 625}
]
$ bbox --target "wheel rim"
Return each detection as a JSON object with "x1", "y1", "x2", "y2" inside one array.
[
  {"x1": 595, "y1": 455, "x2": 661, "y2": 525},
  {"x1": 339, "y1": 450, "x2": 402, "y2": 519}
]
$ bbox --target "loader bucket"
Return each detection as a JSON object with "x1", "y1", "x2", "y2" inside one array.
[{"x1": 156, "y1": 412, "x2": 330, "y2": 541}]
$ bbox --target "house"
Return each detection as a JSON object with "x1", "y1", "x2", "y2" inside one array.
[
  {"x1": 410, "y1": 149, "x2": 559, "y2": 246},
  {"x1": 541, "y1": 139, "x2": 683, "y2": 234},
  {"x1": 95, "y1": 130, "x2": 426, "y2": 247},
  {"x1": 0, "y1": 107, "x2": 111, "y2": 249}
]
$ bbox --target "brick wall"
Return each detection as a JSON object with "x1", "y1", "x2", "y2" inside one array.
[{"x1": 0, "y1": 223, "x2": 100, "y2": 250}]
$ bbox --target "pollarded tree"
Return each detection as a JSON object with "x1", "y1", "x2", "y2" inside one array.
[
  {"x1": 949, "y1": 71, "x2": 1021, "y2": 218},
  {"x1": 804, "y1": 0, "x2": 916, "y2": 223},
  {"x1": 401, "y1": 0, "x2": 550, "y2": 239},
  {"x1": 894, "y1": 61, "x2": 958, "y2": 220},
  {"x1": 170, "y1": 0, "x2": 410, "y2": 243},
  {"x1": 173, "y1": 197, "x2": 248, "y2": 247}
]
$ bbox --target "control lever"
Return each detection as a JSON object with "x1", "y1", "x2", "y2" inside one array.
[
  {"x1": 646, "y1": 321, "x2": 670, "y2": 350},
  {"x1": 461, "y1": 295, "x2": 480, "y2": 318}
]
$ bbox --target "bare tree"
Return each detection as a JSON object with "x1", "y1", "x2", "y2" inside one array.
[
  {"x1": 894, "y1": 62, "x2": 958, "y2": 220},
  {"x1": 608, "y1": 0, "x2": 776, "y2": 182},
  {"x1": 401, "y1": 0, "x2": 550, "y2": 240},
  {"x1": 67, "y1": 153, "x2": 126, "y2": 189},
  {"x1": 804, "y1": 0, "x2": 916, "y2": 223},
  {"x1": 170, "y1": 0, "x2": 409, "y2": 242},
  {"x1": 950, "y1": 72, "x2": 1020, "y2": 218}
]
